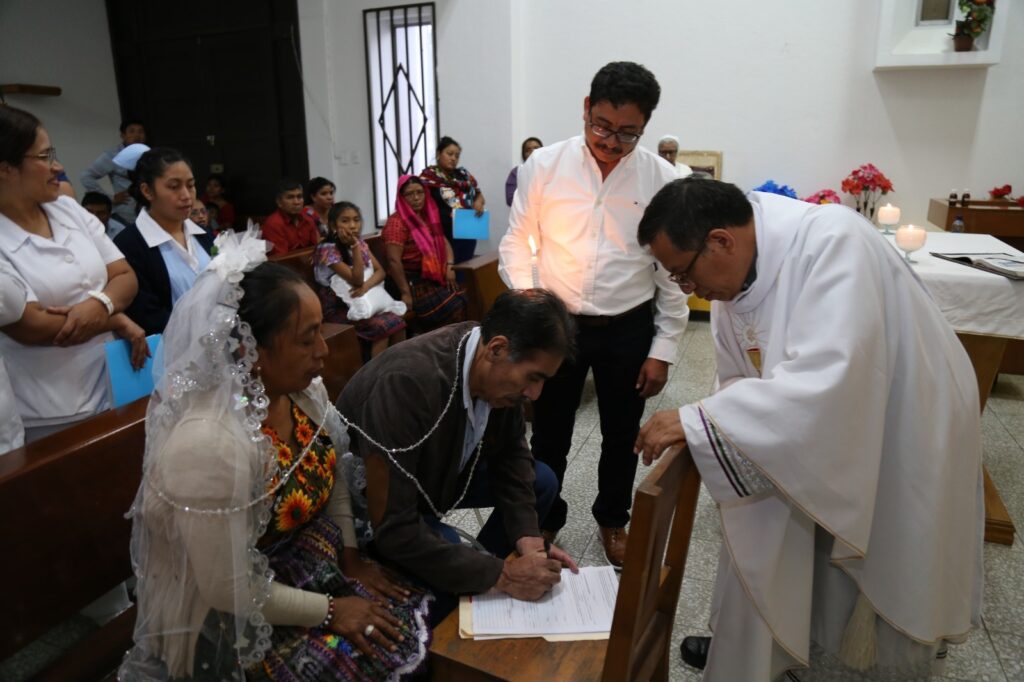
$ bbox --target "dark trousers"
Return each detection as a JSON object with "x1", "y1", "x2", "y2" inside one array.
[
  {"x1": 530, "y1": 303, "x2": 654, "y2": 532},
  {"x1": 423, "y1": 459, "x2": 558, "y2": 625}
]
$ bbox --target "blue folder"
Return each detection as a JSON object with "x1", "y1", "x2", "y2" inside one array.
[
  {"x1": 453, "y1": 208, "x2": 490, "y2": 240},
  {"x1": 104, "y1": 334, "x2": 161, "y2": 408}
]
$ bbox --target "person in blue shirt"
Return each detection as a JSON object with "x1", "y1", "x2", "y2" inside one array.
[{"x1": 80, "y1": 119, "x2": 146, "y2": 225}]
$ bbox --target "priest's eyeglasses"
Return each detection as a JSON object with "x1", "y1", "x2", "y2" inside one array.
[
  {"x1": 24, "y1": 147, "x2": 59, "y2": 166},
  {"x1": 587, "y1": 116, "x2": 643, "y2": 145},
  {"x1": 667, "y1": 242, "x2": 707, "y2": 288}
]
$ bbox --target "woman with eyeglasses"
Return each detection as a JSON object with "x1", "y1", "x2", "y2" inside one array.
[
  {"x1": 383, "y1": 175, "x2": 467, "y2": 332},
  {"x1": 419, "y1": 136, "x2": 484, "y2": 264},
  {"x1": 0, "y1": 105, "x2": 147, "y2": 444}
]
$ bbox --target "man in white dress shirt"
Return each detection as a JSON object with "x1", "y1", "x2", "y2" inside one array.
[
  {"x1": 499, "y1": 61, "x2": 689, "y2": 566},
  {"x1": 634, "y1": 178, "x2": 984, "y2": 680}
]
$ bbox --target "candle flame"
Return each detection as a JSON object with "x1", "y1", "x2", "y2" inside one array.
[{"x1": 528, "y1": 235, "x2": 537, "y2": 255}]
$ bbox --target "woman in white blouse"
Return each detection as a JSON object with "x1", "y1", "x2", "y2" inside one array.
[{"x1": 0, "y1": 106, "x2": 147, "y2": 442}]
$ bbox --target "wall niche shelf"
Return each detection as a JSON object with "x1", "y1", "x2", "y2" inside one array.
[
  {"x1": 0, "y1": 84, "x2": 62, "y2": 96},
  {"x1": 875, "y1": 0, "x2": 1010, "y2": 70}
]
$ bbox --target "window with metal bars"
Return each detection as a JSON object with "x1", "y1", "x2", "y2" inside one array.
[{"x1": 363, "y1": 3, "x2": 439, "y2": 227}]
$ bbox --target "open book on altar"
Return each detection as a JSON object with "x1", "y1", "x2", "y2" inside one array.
[{"x1": 930, "y1": 252, "x2": 1024, "y2": 280}]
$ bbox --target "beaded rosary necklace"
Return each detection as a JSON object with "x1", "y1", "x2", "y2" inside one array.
[{"x1": 333, "y1": 330, "x2": 483, "y2": 519}]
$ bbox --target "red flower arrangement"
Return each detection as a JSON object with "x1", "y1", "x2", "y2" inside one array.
[
  {"x1": 841, "y1": 164, "x2": 894, "y2": 220},
  {"x1": 990, "y1": 184, "x2": 1012, "y2": 199},
  {"x1": 803, "y1": 189, "x2": 843, "y2": 205}
]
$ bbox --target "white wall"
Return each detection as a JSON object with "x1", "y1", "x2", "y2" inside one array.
[
  {"x1": 301, "y1": 0, "x2": 1023, "y2": 235},
  {"x1": 299, "y1": 0, "x2": 514, "y2": 250},
  {"x1": 0, "y1": 0, "x2": 122, "y2": 199}
]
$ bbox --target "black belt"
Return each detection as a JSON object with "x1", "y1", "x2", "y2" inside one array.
[{"x1": 574, "y1": 300, "x2": 652, "y2": 328}]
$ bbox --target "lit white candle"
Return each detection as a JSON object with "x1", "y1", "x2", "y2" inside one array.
[
  {"x1": 527, "y1": 234, "x2": 540, "y2": 288},
  {"x1": 877, "y1": 203, "x2": 900, "y2": 235},
  {"x1": 894, "y1": 223, "x2": 927, "y2": 262},
  {"x1": 877, "y1": 203, "x2": 900, "y2": 225}
]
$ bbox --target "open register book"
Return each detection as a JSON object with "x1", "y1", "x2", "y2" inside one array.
[
  {"x1": 930, "y1": 252, "x2": 1024, "y2": 280},
  {"x1": 459, "y1": 566, "x2": 619, "y2": 641}
]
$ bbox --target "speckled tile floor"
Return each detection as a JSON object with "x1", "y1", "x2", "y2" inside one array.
[{"x1": 4, "y1": 320, "x2": 1022, "y2": 681}]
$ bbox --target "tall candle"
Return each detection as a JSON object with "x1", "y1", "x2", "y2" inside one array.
[
  {"x1": 877, "y1": 203, "x2": 900, "y2": 225},
  {"x1": 528, "y1": 234, "x2": 540, "y2": 288}
]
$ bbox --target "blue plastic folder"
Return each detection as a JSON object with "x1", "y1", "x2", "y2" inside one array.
[
  {"x1": 453, "y1": 208, "x2": 490, "y2": 240},
  {"x1": 105, "y1": 334, "x2": 161, "y2": 408}
]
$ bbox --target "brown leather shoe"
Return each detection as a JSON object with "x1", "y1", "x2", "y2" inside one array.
[{"x1": 599, "y1": 526, "x2": 628, "y2": 568}]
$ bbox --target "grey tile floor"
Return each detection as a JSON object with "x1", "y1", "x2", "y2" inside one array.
[
  {"x1": 4, "y1": 320, "x2": 1022, "y2": 681},
  {"x1": 449, "y1": 320, "x2": 1024, "y2": 681}
]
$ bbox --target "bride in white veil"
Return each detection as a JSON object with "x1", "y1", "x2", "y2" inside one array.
[{"x1": 119, "y1": 230, "x2": 431, "y2": 681}]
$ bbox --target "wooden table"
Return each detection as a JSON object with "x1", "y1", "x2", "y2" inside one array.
[
  {"x1": 884, "y1": 232, "x2": 1023, "y2": 545},
  {"x1": 430, "y1": 611, "x2": 608, "y2": 681}
]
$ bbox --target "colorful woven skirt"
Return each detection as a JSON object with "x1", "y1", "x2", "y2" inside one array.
[
  {"x1": 248, "y1": 515, "x2": 431, "y2": 682},
  {"x1": 407, "y1": 274, "x2": 467, "y2": 331}
]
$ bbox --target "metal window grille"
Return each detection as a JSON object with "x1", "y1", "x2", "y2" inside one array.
[{"x1": 364, "y1": 3, "x2": 439, "y2": 227}]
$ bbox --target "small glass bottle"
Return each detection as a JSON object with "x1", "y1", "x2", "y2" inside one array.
[
  {"x1": 961, "y1": 189, "x2": 971, "y2": 208},
  {"x1": 949, "y1": 189, "x2": 958, "y2": 207},
  {"x1": 951, "y1": 215, "x2": 966, "y2": 233}
]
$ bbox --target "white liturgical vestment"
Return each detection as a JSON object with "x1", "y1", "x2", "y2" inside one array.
[{"x1": 679, "y1": 193, "x2": 984, "y2": 680}]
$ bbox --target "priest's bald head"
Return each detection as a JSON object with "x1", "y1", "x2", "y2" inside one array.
[{"x1": 638, "y1": 177, "x2": 758, "y2": 302}]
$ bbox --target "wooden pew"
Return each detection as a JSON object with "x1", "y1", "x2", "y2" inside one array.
[
  {"x1": 454, "y1": 252, "x2": 509, "y2": 322},
  {"x1": 0, "y1": 324, "x2": 361, "y2": 679},
  {"x1": 270, "y1": 245, "x2": 317, "y2": 289},
  {"x1": 0, "y1": 398, "x2": 147, "y2": 681}
]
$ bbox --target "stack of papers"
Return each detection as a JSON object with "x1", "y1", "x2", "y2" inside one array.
[{"x1": 460, "y1": 566, "x2": 619, "y2": 641}]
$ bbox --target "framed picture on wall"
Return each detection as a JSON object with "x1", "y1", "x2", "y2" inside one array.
[{"x1": 679, "y1": 150, "x2": 723, "y2": 180}]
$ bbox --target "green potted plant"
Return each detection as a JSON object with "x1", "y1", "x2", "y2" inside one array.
[{"x1": 952, "y1": 0, "x2": 995, "y2": 52}]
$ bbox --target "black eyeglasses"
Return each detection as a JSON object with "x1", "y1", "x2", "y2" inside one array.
[
  {"x1": 587, "y1": 115, "x2": 643, "y2": 145},
  {"x1": 667, "y1": 241, "x2": 707, "y2": 288},
  {"x1": 24, "y1": 147, "x2": 58, "y2": 166}
]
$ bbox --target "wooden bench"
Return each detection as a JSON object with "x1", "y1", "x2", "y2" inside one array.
[
  {"x1": 0, "y1": 323, "x2": 361, "y2": 679},
  {"x1": 454, "y1": 252, "x2": 509, "y2": 322},
  {"x1": 270, "y1": 245, "x2": 317, "y2": 289},
  {"x1": 0, "y1": 398, "x2": 147, "y2": 681},
  {"x1": 430, "y1": 446, "x2": 701, "y2": 681}
]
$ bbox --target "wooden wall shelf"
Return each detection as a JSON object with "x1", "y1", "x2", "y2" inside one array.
[{"x1": 0, "y1": 84, "x2": 62, "y2": 97}]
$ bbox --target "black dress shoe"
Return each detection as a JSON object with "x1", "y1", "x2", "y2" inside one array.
[{"x1": 680, "y1": 635, "x2": 711, "y2": 670}]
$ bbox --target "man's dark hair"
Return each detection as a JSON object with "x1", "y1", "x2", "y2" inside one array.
[
  {"x1": 481, "y1": 289, "x2": 576, "y2": 363},
  {"x1": 119, "y1": 119, "x2": 144, "y2": 134},
  {"x1": 81, "y1": 191, "x2": 112, "y2": 209},
  {"x1": 588, "y1": 61, "x2": 661, "y2": 123},
  {"x1": 638, "y1": 177, "x2": 753, "y2": 252},
  {"x1": 0, "y1": 105, "x2": 42, "y2": 167},
  {"x1": 276, "y1": 178, "x2": 303, "y2": 198},
  {"x1": 436, "y1": 136, "x2": 460, "y2": 155},
  {"x1": 239, "y1": 262, "x2": 309, "y2": 347}
]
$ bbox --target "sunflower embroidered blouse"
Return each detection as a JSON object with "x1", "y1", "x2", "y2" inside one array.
[{"x1": 262, "y1": 401, "x2": 340, "y2": 539}]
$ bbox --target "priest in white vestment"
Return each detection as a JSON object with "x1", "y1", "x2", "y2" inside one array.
[{"x1": 634, "y1": 178, "x2": 984, "y2": 681}]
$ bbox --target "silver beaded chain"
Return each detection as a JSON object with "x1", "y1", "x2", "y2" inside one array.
[
  {"x1": 149, "y1": 420, "x2": 325, "y2": 516},
  {"x1": 331, "y1": 330, "x2": 484, "y2": 519}
]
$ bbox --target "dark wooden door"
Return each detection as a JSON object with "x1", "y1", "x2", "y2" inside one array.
[{"x1": 106, "y1": 0, "x2": 308, "y2": 221}]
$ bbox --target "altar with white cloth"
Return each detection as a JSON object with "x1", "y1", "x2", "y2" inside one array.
[{"x1": 885, "y1": 231, "x2": 1023, "y2": 545}]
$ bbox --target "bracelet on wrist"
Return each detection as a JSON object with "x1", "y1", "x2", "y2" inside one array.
[{"x1": 321, "y1": 595, "x2": 334, "y2": 628}]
